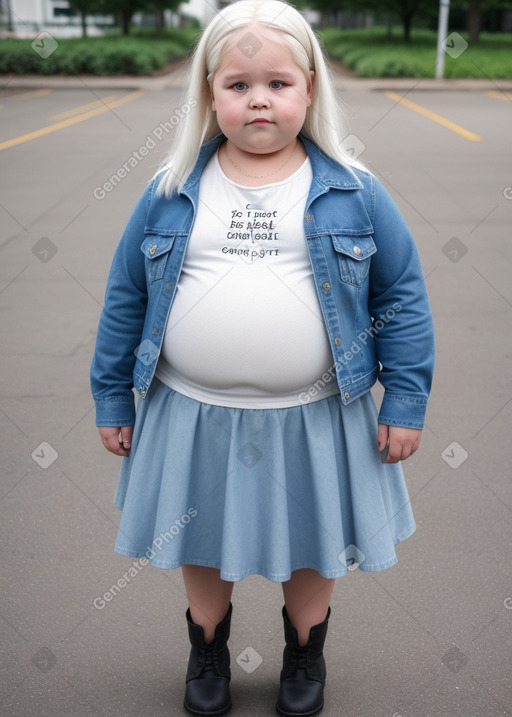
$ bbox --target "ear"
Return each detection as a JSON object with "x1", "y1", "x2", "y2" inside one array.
[
  {"x1": 209, "y1": 80, "x2": 217, "y2": 112},
  {"x1": 306, "y1": 70, "x2": 315, "y2": 106}
]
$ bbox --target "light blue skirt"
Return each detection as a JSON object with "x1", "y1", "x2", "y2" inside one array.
[{"x1": 113, "y1": 378, "x2": 416, "y2": 582}]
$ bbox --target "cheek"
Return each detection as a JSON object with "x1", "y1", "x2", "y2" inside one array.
[
  {"x1": 280, "y1": 99, "x2": 309, "y2": 124},
  {"x1": 215, "y1": 100, "x2": 244, "y2": 128}
]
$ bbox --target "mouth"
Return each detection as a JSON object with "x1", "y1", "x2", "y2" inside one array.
[{"x1": 249, "y1": 118, "x2": 272, "y2": 125}]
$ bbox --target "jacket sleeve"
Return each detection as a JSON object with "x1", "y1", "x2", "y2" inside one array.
[
  {"x1": 90, "y1": 181, "x2": 154, "y2": 426},
  {"x1": 368, "y1": 176, "x2": 435, "y2": 429}
]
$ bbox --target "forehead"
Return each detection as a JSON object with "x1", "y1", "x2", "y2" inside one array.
[{"x1": 217, "y1": 25, "x2": 296, "y2": 72}]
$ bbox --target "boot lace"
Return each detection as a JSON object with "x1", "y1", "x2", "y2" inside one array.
[
  {"x1": 293, "y1": 645, "x2": 308, "y2": 671},
  {"x1": 203, "y1": 645, "x2": 216, "y2": 672}
]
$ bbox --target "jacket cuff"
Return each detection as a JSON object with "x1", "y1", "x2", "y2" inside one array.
[
  {"x1": 94, "y1": 395, "x2": 136, "y2": 427},
  {"x1": 378, "y1": 392, "x2": 429, "y2": 430}
]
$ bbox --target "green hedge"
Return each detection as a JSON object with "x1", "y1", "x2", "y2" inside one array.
[
  {"x1": 318, "y1": 27, "x2": 512, "y2": 78},
  {"x1": 0, "y1": 30, "x2": 199, "y2": 75},
  {"x1": 2, "y1": 26, "x2": 511, "y2": 77}
]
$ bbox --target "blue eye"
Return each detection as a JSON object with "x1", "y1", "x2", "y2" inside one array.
[
  {"x1": 231, "y1": 82, "x2": 247, "y2": 91},
  {"x1": 270, "y1": 81, "x2": 284, "y2": 89}
]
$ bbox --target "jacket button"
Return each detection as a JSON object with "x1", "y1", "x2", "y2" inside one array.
[
  {"x1": 305, "y1": 212, "x2": 312, "y2": 223},
  {"x1": 149, "y1": 244, "x2": 157, "y2": 255},
  {"x1": 353, "y1": 246, "x2": 361, "y2": 255},
  {"x1": 334, "y1": 337, "x2": 341, "y2": 346},
  {"x1": 152, "y1": 328, "x2": 158, "y2": 335},
  {"x1": 322, "y1": 282, "x2": 331, "y2": 291},
  {"x1": 344, "y1": 391, "x2": 350, "y2": 399},
  {"x1": 165, "y1": 283, "x2": 172, "y2": 290},
  {"x1": 140, "y1": 389, "x2": 147, "y2": 398}
]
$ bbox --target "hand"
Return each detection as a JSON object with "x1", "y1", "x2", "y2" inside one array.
[
  {"x1": 98, "y1": 425, "x2": 133, "y2": 457},
  {"x1": 377, "y1": 423, "x2": 422, "y2": 464}
]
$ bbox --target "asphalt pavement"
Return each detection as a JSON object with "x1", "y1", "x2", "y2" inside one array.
[{"x1": 1, "y1": 63, "x2": 512, "y2": 717}]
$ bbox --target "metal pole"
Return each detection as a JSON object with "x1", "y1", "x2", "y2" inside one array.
[
  {"x1": 6, "y1": 0, "x2": 14, "y2": 32},
  {"x1": 436, "y1": 0, "x2": 451, "y2": 79}
]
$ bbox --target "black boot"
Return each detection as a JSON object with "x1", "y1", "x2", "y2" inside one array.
[
  {"x1": 183, "y1": 602, "x2": 232, "y2": 716},
  {"x1": 276, "y1": 605, "x2": 331, "y2": 717}
]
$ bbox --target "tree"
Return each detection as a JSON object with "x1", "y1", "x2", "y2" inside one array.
[
  {"x1": 68, "y1": 0, "x2": 107, "y2": 37},
  {"x1": 146, "y1": 0, "x2": 182, "y2": 31},
  {"x1": 364, "y1": 0, "x2": 433, "y2": 41},
  {"x1": 452, "y1": 0, "x2": 512, "y2": 42},
  {"x1": 310, "y1": 0, "x2": 433, "y2": 41},
  {"x1": 98, "y1": 0, "x2": 183, "y2": 35}
]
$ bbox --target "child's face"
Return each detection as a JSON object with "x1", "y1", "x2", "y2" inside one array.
[{"x1": 210, "y1": 26, "x2": 314, "y2": 155}]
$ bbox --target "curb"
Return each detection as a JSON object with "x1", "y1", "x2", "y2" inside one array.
[
  {"x1": 0, "y1": 63, "x2": 189, "y2": 92},
  {"x1": 333, "y1": 77, "x2": 512, "y2": 92},
  {"x1": 1, "y1": 63, "x2": 512, "y2": 92}
]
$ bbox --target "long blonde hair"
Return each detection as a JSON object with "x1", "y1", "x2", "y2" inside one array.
[{"x1": 156, "y1": 0, "x2": 365, "y2": 197}]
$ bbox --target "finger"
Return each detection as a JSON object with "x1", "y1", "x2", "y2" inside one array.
[
  {"x1": 386, "y1": 437, "x2": 403, "y2": 464},
  {"x1": 119, "y1": 425, "x2": 133, "y2": 450},
  {"x1": 109, "y1": 435, "x2": 130, "y2": 456},
  {"x1": 377, "y1": 423, "x2": 389, "y2": 452}
]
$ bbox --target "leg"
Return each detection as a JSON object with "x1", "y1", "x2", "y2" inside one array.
[
  {"x1": 277, "y1": 569, "x2": 334, "y2": 716},
  {"x1": 281, "y1": 568, "x2": 335, "y2": 645},
  {"x1": 182, "y1": 564, "x2": 234, "y2": 643}
]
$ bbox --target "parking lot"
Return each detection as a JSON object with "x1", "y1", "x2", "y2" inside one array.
[{"x1": 1, "y1": 69, "x2": 512, "y2": 716}]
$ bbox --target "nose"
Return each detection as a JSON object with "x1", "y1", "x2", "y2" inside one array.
[{"x1": 249, "y1": 88, "x2": 270, "y2": 109}]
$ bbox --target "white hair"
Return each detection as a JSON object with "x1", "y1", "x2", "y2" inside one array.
[{"x1": 156, "y1": 0, "x2": 366, "y2": 197}]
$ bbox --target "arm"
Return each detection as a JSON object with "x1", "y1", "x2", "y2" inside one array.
[
  {"x1": 368, "y1": 176, "x2": 435, "y2": 445},
  {"x1": 90, "y1": 181, "x2": 154, "y2": 429}
]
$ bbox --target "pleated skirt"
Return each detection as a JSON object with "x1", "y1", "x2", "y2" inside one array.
[{"x1": 113, "y1": 377, "x2": 416, "y2": 582}]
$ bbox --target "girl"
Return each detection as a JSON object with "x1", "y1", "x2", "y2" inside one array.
[{"x1": 91, "y1": 1, "x2": 435, "y2": 715}]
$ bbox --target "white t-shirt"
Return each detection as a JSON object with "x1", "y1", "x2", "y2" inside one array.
[{"x1": 155, "y1": 148, "x2": 340, "y2": 408}]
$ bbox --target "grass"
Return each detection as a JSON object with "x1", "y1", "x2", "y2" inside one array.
[
  {"x1": 317, "y1": 27, "x2": 512, "y2": 78},
  {"x1": 0, "y1": 26, "x2": 510, "y2": 77},
  {"x1": 0, "y1": 29, "x2": 200, "y2": 75}
]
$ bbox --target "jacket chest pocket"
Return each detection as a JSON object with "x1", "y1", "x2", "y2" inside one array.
[
  {"x1": 331, "y1": 232, "x2": 376, "y2": 287},
  {"x1": 141, "y1": 234, "x2": 176, "y2": 284}
]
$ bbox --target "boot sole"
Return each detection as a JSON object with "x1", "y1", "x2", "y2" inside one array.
[
  {"x1": 183, "y1": 699, "x2": 232, "y2": 716},
  {"x1": 275, "y1": 700, "x2": 324, "y2": 717}
]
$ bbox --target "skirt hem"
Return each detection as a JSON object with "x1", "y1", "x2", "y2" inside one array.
[{"x1": 113, "y1": 522, "x2": 416, "y2": 582}]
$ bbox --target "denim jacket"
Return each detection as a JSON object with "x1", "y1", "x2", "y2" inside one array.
[{"x1": 91, "y1": 133, "x2": 434, "y2": 429}]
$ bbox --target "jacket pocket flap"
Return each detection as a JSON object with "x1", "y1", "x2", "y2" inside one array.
[
  {"x1": 141, "y1": 234, "x2": 175, "y2": 259},
  {"x1": 331, "y1": 233, "x2": 376, "y2": 261}
]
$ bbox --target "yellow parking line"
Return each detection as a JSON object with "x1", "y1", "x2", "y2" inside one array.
[
  {"x1": 385, "y1": 91, "x2": 482, "y2": 142},
  {"x1": 0, "y1": 90, "x2": 145, "y2": 151},
  {"x1": 52, "y1": 94, "x2": 119, "y2": 120},
  {"x1": 485, "y1": 90, "x2": 512, "y2": 102},
  {"x1": 6, "y1": 89, "x2": 51, "y2": 101}
]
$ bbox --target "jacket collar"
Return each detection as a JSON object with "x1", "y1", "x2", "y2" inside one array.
[{"x1": 180, "y1": 132, "x2": 364, "y2": 196}]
